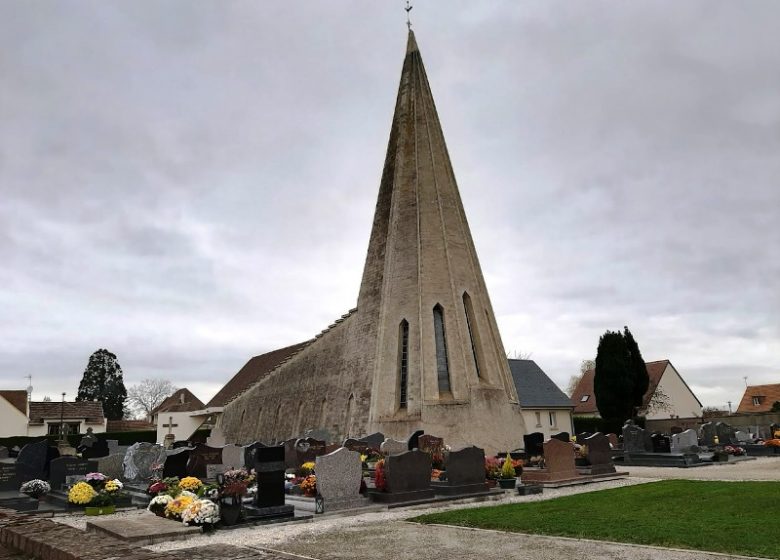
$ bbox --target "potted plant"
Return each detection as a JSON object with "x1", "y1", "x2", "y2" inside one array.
[
  {"x1": 219, "y1": 481, "x2": 247, "y2": 526},
  {"x1": 300, "y1": 474, "x2": 317, "y2": 497},
  {"x1": 498, "y1": 453, "x2": 516, "y2": 489},
  {"x1": 85, "y1": 492, "x2": 115, "y2": 516},
  {"x1": 19, "y1": 479, "x2": 50, "y2": 501}
]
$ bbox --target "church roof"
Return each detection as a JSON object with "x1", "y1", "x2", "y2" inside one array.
[
  {"x1": 206, "y1": 342, "x2": 309, "y2": 407},
  {"x1": 508, "y1": 360, "x2": 573, "y2": 409}
]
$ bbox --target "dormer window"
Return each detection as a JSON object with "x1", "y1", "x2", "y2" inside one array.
[
  {"x1": 580, "y1": 395, "x2": 590, "y2": 402},
  {"x1": 752, "y1": 396, "x2": 764, "y2": 406}
]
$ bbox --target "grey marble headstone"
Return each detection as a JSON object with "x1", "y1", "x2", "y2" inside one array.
[
  {"x1": 671, "y1": 429, "x2": 699, "y2": 453},
  {"x1": 444, "y1": 446, "x2": 485, "y2": 485},
  {"x1": 735, "y1": 430, "x2": 751, "y2": 443},
  {"x1": 221, "y1": 444, "x2": 244, "y2": 469},
  {"x1": 206, "y1": 463, "x2": 229, "y2": 480},
  {"x1": 384, "y1": 450, "x2": 431, "y2": 493},
  {"x1": 123, "y1": 442, "x2": 166, "y2": 481},
  {"x1": 316, "y1": 447, "x2": 362, "y2": 506},
  {"x1": 699, "y1": 422, "x2": 717, "y2": 447},
  {"x1": 622, "y1": 421, "x2": 651, "y2": 453},
  {"x1": 380, "y1": 438, "x2": 408, "y2": 455},
  {"x1": 716, "y1": 422, "x2": 737, "y2": 445},
  {"x1": 96, "y1": 453, "x2": 125, "y2": 481}
]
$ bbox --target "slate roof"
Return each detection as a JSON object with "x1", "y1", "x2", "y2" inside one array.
[
  {"x1": 570, "y1": 359, "x2": 681, "y2": 414},
  {"x1": 736, "y1": 383, "x2": 780, "y2": 414},
  {"x1": 28, "y1": 401, "x2": 105, "y2": 424},
  {"x1": 152, "y1": 388, "x2": 204, "y2": 415},
  {"x1": 0, "y1": 390, "x2": 28, "y2": 415},
  {"x1": 508, "y1": 359, "x2": 573, "y2": 409},
  {"x1": 206, "y1": 342, "x2": 310, "y2": 407}
]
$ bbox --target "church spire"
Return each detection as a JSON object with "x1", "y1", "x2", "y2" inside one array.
[{"x1": 360, "y1": 31, "x2": 525, "y2": 450}]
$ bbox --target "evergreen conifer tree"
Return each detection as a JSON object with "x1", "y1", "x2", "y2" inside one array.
[
  {"x1": 593, "y1": 331, "x2": 632, "y2": 423},
  {"x1": 624, "y1": 326, "x2": 650, "y2": 412},
  {"x1": 76, "y1": 349, "x2": 127, "y2": 420}
]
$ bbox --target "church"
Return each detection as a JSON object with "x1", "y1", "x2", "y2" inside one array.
[{"x1": 216, "y1": 31, "x2": 530, "y2": 454}]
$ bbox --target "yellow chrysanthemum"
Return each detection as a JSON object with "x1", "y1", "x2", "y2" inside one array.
[
  {"x1": 68, "y1": 481, "x2": 97, "y2": 505},
  {"x1": 165, "y1": 495, "x2": 195, "y2": 519},
  {"x1": 178, "y1": 477, "x2": 203, "y2": 492}
]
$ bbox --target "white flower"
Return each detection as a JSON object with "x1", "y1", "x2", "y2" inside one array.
[
  {"x1": 147, "y1": 494, "x2": 173, "y2": 511},
  {"x1": 181, "y1": 498, "x2": 220, "y2": 526}
]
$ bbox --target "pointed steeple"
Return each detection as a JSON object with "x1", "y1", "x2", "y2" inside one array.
[{"x1": 360, "y1": 31, "x2": 525, "y2": 450}]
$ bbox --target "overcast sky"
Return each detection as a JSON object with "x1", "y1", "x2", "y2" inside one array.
[{"x1": 1, "y1": 1, "x2": 778, "y2": 411}]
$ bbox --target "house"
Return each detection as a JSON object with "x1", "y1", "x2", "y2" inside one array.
[
  {"x1": 106, "y1": 419, "x2": 156, "y2": 432},
  {"x1": 27, "y1": 401, "x2": 106, "y2": 437},
  {"x1": 152, "y1": 388, "x2": 205, "y2": 444},
  {"x1": 736, "y1": 384, "x2": 780, "y2": 414},
  {"x1": 508, "y1": 359, "x2": 575, "y2": 438},
  {"x1": 570, "y1": 359, "x2": 702, "y2": 420},
  {"x1": 0, "y1": 390, "x2": 30, "y2": 438}
]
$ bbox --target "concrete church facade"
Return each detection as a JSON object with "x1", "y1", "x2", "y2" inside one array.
[{"x1": 218, "y1": 31, "x2": 528, "y2": 453}]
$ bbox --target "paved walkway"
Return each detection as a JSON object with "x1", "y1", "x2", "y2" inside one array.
[{"x1": 621, "y1": 457, "x2": 780, "y2": 481}]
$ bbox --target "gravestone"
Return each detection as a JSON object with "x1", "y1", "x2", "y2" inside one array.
[
  {"x1": 15, "y1": 440, "x2": 50, "y2": 482},
  {"x1": 576, "y1": 432, "x2": 593, "y2": 443},
  {"x1": 358, "y1": 432, "x2": 385, "y2": 450},
  {"x1": 380, "y1": 438, "x2": 408, "y2": 455},
  {"x1": 550, "y1": 432, "x2": 570, "y2": 443},
  {"x1": 716, "y1": 422, "x2": 737, "y2": 446},
  {"x1": 734, "y1": 430, "x2": 751, "y2": 443},
  {"x1": 221, "y1": 444, "x2": 244, "y2": 469},
  {"x1": 187, "y1": 444, "x2": 224, "y2": 478},
  {"x1": 77, "y1": 428, "x2": 98, "y2": 452},
  {"x1": 343, "y1": 438, "x2": 371, "y2": 454},
  {"x1": 294, "y1": 438, "x2": 327, "y2": 465},
  {"x1": 163, "y1": 447, "x2": 191, "y2": 479},
  {"x1": 206, "y1": 464, "x2": 229, "y2": 479},
  {"x1": 371, "y1": 449, "x2": 434, "y2": 503},
  {"x1": 670, "y1": 429, "x2": 699, "y2": 454},
  {"x1": 283, "y1": 439, "x2": 299, "y2": 469},
  {"x1": 417, "y1": 435, "x2": 444, "y2": 457},
  {"x1": 49, "y1": 457, "x2": 92, "y2": 489},
  {"x1": 243, "y1": 445, "x2": 293, "y2": 521},
  {"x1": 523, "y1": 438, "x2": 578, "y2": 483},
  {"x1": 0, "y1": 463, "x2": 19, "y2": 492},
  {"x1": 523, "y1": 432, "x2": 545, "y2": 457},
  {"x1": 407, "y1": 430, "x2": 424, "y2": 451},
  {"x1": 315, "y1": 447, "x2": 365, "y2": 510},
  {"x1": 582, "y1": 433, "x2": 615, "y2": 475},
  {"x1": 123, "y1": 442, "x2": 166, "y2": 482},
  {"x1": 303, "y1": 428, "x2": 332, "y2": 443},
  {"x1": 82, "y1": 439, "x2": 110, "y2": 459},
  {"x1": 622, "y1": 421, "x2": 651, "y2": 453},
  {"x1": 770, "y1": 423, "x2": 780, "y2": 439},
  {"x1": 96, "y1": 453, "x2": 125, "y2": 481},
  {"x1": 243, "y1": 441, "x2": 267, "y2": 467},
  {"x1": 699, "y1": 422, "x2": 717, "y2": 447},
  {"x1": 650, "y1": 433, "x2": 671, "y2": 453},
  {"x1": 606, "y1": 433, "x2": 619, "y2": 448},
  {"x1": 431, "y1": 446, "x2": 486, "y2": 496},
  {"x1": 0, "y1": 446, "x2": 7, "y2": 460},
  {"x1": 106, "y1": 440, "x2": 120, "y2": 455}
]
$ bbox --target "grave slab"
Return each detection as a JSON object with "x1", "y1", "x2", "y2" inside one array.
[{"x1": 86, "y1": 514, "x2": 201, "y2": 544}]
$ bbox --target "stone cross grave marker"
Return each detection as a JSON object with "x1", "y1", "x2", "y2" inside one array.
[
  {"x1": 523, "y1": 432, "x2": 544, "y2": 457},
  {"x1": 380, "y1": 438, "x2": 408, "y2": 455},
  {"x1": 49, "y1": 457, "x2": 92, "y2": 489},
  {"x1": 582, "y1": 433, "x2": 615, "y2": 474},
  {"x1": 123, "y1": 442, "x2": 166, "y2": 482},
  {"x1": 315, "y1": 447, "x2": 364, "y2": 509},
  {"x1": 671, "y1": 429, "x2": 699, "y2": 454}
]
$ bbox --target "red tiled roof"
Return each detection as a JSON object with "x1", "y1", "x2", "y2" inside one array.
[
  {"x1": 736, "y1": 384, "x2": 780, "y2": 414},
  {"x1": 152, "y1": 388, "x2": 205, "y2": 415},
  {"x1": 28, "y1": 401, "x2": 105, "y2": 424},
  {"x1": 106, "y1": 419, "x2": 155, "y2": 432},
  {"x1": 206, "y1": 342, "x2": 309, "y2": 407},
  {"x1": 570, "y1": 360, "x2": 670, "y2": 415},
  {"x1": 0, "y1": 390, "x2": 28, "y2": 416}
]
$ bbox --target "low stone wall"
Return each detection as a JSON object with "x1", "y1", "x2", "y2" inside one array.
[
  {"x1": 646, "y1": 412, "x2": 780, "y2": 437},
  {"x1": 0, "y1": 508, "x2": 181, "y2": 560}
]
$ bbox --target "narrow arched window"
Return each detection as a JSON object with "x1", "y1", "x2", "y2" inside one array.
[
  {"x1": 462, "y1": 292, "x2": 482, "y2": 378},
  {"x1": 433, "y1": 304, "x2": 451, "y2": 394},
  {"x1": 398, "y1": 320, "x2": 410, "y2": 408},
  {"x1": 319, "y1": 397, "x2": 327, "y2": 427},
  {"x1": 344, "y1": 394, "x2": 355, "y2": 437}
]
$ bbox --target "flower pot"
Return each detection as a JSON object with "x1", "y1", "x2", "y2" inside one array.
[
  {"x1": 498, "y1": 478, "x2": 517, "y2": 490},
  {"x1": 220, "y1": 502, "x2": 242, "y2": 526},
  {"x1": 485, "y1": 480, "x2": 497, "y2": 488},
  {"x1": 85, "y1": 505, "x2": 115, "y2": 516}
]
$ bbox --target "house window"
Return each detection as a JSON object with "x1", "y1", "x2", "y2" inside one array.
[
  {"x1": 398, "y1": 320, "x2": 410, "y2": 408},
  {"x1": 580, "y1": 395, "x2": 590, "y2": 402},
  {"x1": 433, "y1": 304, "x2": 451, "y2": 394},
  {"x1": 534, "y1": 411, "x2": 541, "y2": 427},
  {"x1": 549, "y1": 411, "x2": 557, "y2": 427},
  {"x1": 47, "y1": 422, "x2": 80, "y2": 436},
  {"x1": 752, "y1": 396, "x2": 763, "y2": 406}
]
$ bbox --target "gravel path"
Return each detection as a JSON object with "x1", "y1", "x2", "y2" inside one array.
[{"x1": 623, "y1": 457, "x2": 780, "y2": 481}]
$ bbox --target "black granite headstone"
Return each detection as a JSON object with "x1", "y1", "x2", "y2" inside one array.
[
  {"x1": 445, "y1": 446, "x2": 485, "y2": 486},
  {"x1": 622, "y1": 421, "x2": 652, "y2": 453},
  {"x1": 650, "y1": 433, "x2": 671, "y2": 453},
  {"x1": 358, "y1": 432, "x2": 385, "y2": 449},
  {"x1": 576, "y1": 432, "x2": 593, "y2": 443},
  {"x1": 186, "y1": 443, "x2": 223, "y2": 478},
  {"x1": 242, "y1": 441, "x2": 267, "y2": 467},
  {"x1": 523, "y1": 432, "x2": 545, "y2": 456},
  {"x1": 385, "y1": 449, "x2": 431, "y2": 493},
  {"x1": 81, "y1": 439, "x2": 109, "y2": 459},
  {"x1": 294, "y1": 437, "x2": 326, "y2": 464},
  {"x1": 172, "y1": 440, "x2": 191, "y2": 449},
  {"x1": 407, "y1": 430, "x2": 424, "y2": 451},
  {"x1": 49, "y1": 457, "x2": 91, "y2": 489},
  {"x1": 253, "y1": 446, "x2": 286, "y2": 508},
  {"x1": 342, "y1": 438, "x2": 370, "y2": 454},
  {"x1": 0, "y1": 463, "x2": 19, "y2": 492},
  {"x1": 699, "y1": 422, "x2": 717, "y2": 447},
  {"x1": 15, "y1": 441, "x2": 49, "y2": 482},
  {"x1": 582, "y1": 433, "x2": 615, "y2": 472},
  {"x1": 550, "y1": 432, "x2": 570, "y2": 443},
  {"x1": 715, "y1": 422, "x2": 737, "y2": 446},
  {"x1": 163, "y1": 447, "x2": 192, "y2": 478}
]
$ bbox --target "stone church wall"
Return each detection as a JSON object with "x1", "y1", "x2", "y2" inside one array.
[{"x1": 219, "y1": 310, "x2": 376, "y2": 444}]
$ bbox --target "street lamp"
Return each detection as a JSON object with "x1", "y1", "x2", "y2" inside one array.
[{"x1": 59, "y1": 392, "x2": 66, "y2": 443}]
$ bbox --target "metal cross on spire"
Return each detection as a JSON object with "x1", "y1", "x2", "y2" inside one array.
[{"x1": 405, "y1": 0, "x2": 413, "y2": 29}]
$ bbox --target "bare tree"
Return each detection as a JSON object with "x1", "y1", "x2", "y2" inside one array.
[
  {"x1": 645, "y1": 386, "x2": 673, "y2": 414},
  {"x1": 126, "y1": 379, "x2": 177, "y2": 421},
  {"x1": 566, "y1": 359, "x2": 595, "y2": 396},
  {"x1": 507, "y1": 350, "x2": 533, "y2": 360}
]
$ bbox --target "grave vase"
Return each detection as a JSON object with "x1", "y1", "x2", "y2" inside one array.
[
  {"x1": 220, "y1": 496, "x2": 243, "y2": 526},
  {"x1": 498, "y1": 478, "x2": 517, "y2": 490}
]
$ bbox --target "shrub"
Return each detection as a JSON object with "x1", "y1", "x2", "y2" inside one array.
[{"x1": 501, "y1": 453, "x2": 515, "y2": 479}]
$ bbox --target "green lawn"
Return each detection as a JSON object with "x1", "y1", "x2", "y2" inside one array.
[{"x1": 411, "y1": 480, "x2": 780, "y2": 559}]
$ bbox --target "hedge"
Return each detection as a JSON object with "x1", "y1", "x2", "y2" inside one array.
[
  {"x1": 0, "y1": 428, "x2": 212, "y2": 451},
  {"x1": 572, "y1": 416, "x2": 645, "y2": 435}
]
